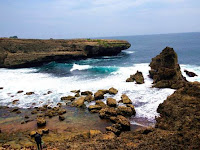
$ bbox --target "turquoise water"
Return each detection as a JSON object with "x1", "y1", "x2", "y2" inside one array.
[{"x1": 35, "y1": 32, "x2": 200, "y2": 77}]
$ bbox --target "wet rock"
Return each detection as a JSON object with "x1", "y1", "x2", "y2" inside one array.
[
  {"x1": 61, "y1": 96, "x2": 75, "y2": 101},
  {"x1": 31, "y1": 109, "x2": 38, "y2": 114},
  {"x1": 184, "y1": 70, "x2": 198, "y2": 77},
  {"x1": 12, "y1": 99, "x2": 19, "y2": 104},
  {"x1": 59, "y1": 115, "x2": 65, "y2": 121},
  {"x1": 117, "y1": 106, "x2": 135, "y2": 116},
  {"x1": 94, "y1": 90, "x2": 105, "y2": 100},
  {"x1": 57, "y1": 103, "x2": 62, "y2": 107},
  {"x1": 16, "y1": 110, "x2": 21, "y2": 114},
  {"x1": 75, "y1": 93, "x2": 80, "y2": 97},
  {"x1": 96, "y1": 100, "x2": 106, "y2": 108},
  {"x1": 106, "y1": 124, "x2": 122, "y2": 135},
  {"x1": 72, "y1": 97, "x2": 85, "y2": 107},
  {"x1": 102, "y1": 131, "x2": 116, "y2": 140},
  {"x1": 121, "y1": 94, "x2": 132, "y2": 104},
  {"x1": 71, "y1": 90, "x2": 80, "y2": 93},
  {"x1": 89, "y1": 130, "x2": 102, "y2": 138},
  {"x1": 26, "y1": 92, "x2": 35, "y2": 95},
  {"x1": 58, "y1": 109, "x2": 66, "y2": 115},
  {"x1": 11, "y1": 108, "x2": 19, "y2": 112},
  {"x1": 24, "y1": 115, "x2": 29, "y2": 119},
  {"x1": 99, "y1": 89, "x2": 109, "y2": 94},
  {"x1": 45, "y1": 110, "x2": 54, "y2": 118},
  {"x1": 110, "y1": 115, "x2": 130, "y2": 131},
  {"x1": 149, "y1": 47, "x2": 187, "y2": 89},
  {"x1": 108, "y1": 87, "x2": 118, "y2": 95},
  {"x1": 30, "y1": 131, "x2": 36, "y2": 137},
  {"x1": 88, "y1": 105, "x2": 102, "y2": 113},
  {"x1": 42, "y1": 128, "x2": 49, "y2": 134},
  {"x1": 81, "y1": 91, "x2": 93, "y2": 96},
  {"x1": 126, "y1": 71, "x2": 144, "y2": 84},
  {"x1": 37, "y1": 117, "x2": 46, "y2": 127},
  {"x1": 126, "y1": 104, "x2": 136, "y2": 113},
  {"x1": 107, "y1": 98, "x2": 117, "y2": 107},
  {"x1": 0, "y1": 87, "x2": 3, "y2": 90},
  {"x1": 47, "y1": 91, "x2": 52, "y2": 94},
  {"x1": 99, "y1": 107, "x2": 117, "y2": 119},
  {"x1": 85, "y1": 94, "x2": 95, "y2": 102},
  {"x1": 17, "y1": 90, "x2": 23, "y2": 93}
]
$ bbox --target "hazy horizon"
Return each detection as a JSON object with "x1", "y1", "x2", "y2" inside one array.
[{"x1": 0, "y1": 0, "x2": 200, "y2": 39}]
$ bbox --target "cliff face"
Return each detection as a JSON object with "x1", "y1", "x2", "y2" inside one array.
[
  {"x1": 149, "y1": 47, "x2": 187, "y2": 89},
  {"x1": 0, "y1": 38, "x2": 131, "y2": 68}
]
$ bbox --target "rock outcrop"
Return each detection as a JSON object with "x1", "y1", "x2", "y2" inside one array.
[
  {"x1": 149, "y1": 47, "x2": 187, "y2": 89},
  {"x1": 184, "y1": 69, "x2": 198, "y2": 77},
  {"x1": 0, "y1": 38, "x2": 131, "y2": 68},
  {"x1": 126, "y1": 71, "x2": 144, "y2": 84}
]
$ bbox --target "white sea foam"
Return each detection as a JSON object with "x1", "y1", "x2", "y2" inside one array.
[
  {"x1": 0, "y1": 63, "x2": 199, "y2": 122},
  {"x1": 70, "y1": 64, "x2": 92, "y2": 72}
]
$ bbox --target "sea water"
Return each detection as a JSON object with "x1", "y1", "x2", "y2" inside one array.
[{"x1": 0, "y1": 32, "x2": 200, "y2": 124}]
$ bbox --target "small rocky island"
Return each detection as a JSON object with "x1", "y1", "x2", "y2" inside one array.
[{"x1": 0, "y1": 38, "x2": 131, "y2": 68}]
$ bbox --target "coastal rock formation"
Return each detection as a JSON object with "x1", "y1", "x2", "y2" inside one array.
[
  {"x1": 72, "y1": 97, "x2": 85, "y2": 107},
  {"x1": 94, "y1": 90, "x2": 105, "y2": 100},
  {"x1": 149, "y1": 47, "x2": 187, "y2": 89},
  {"x1": 121, "y1": 94, "x2": 132, "y2": 104},
  {"x1": 126, "y1": 71, "x2": 144, "y2": 84},
  {"x1": 0, "y1": 38, "x2": 131, "y2": 68},
  {"x1": 108, "y1": 87, "x2": 118, "y2": 95}
]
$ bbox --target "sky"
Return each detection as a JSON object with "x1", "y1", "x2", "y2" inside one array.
[{"x1": 0, "y1": 0, "x2": 200, "y2": 39}]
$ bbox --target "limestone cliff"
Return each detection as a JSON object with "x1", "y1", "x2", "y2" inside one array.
[{"x1": 0, "y1": 38, "x2": 131, "y2": 68}]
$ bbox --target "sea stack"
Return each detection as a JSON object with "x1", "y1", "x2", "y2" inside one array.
[{"x1": 149, "y1": 47, "x2": 187, "y2": 89}]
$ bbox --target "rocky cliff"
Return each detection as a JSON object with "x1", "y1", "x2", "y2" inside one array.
[
  {"x1": 149, "y1": 47, "x2": 187, "y2": 89},
  {"x1": 0, "y1": 38, "x2": 131, "y2": 68}
]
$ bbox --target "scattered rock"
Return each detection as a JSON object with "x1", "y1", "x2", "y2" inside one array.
[
  {"x1": 184, "y1": 69, "x2": 198, "y2": 77},
  {"x1": 61, "y1": 96, "x2": 75, "y2": 101},
  {"x1": 110, "y1": 115, "x2": 130, "y2": 131},
  {"x1": 96, "y1": 100, "x2": 106, "y2": 108},
  {"x1": 29, "y1": 131, "x2": 36, "y2": 137},
  {"x1": 81, "y1": 91, "x2": 93, "y2": 96},
  {"x1": 26, "y1": 92, "x2": 34, "y2": 95},
  {"x1": 106, "y1": 124, "x2": 122, "y2": 135},
  {"x1": 58, "y1": 109, "x2": 66, "y2": 115},
  {"x1": 47, "y1": 91, "x2": 52, "y2": 94},
  {"x1": 121, "y1": 94, "x2": 132, "y2": 104},
  {"x1": 89, "y1": 130, "x2": 102, "y2": 138},
  {"x1": 102, "y1": 131, "x2": 116, "y2": 140},
  {"x1": 99, "y1": 107, "x2": 117, "y2": 119},
  {"x1": 31, "y1": 109, "x2": 38, "y2": 114},
  {"x1": 88, "y1": 105, "x2": 102, "y2": 113},
  {"x1": 59, "y1": 115, "x2": 65, "y2": 121},
  {"x1": 126, "y1": 71, "x2": 144, "y2": 84},
  {"x1": 108, "y1": 87, "x2": 118, "y2": 95},
  {"x1": 72, "y1": 97, "x2": 85, "y2": 107},
  {"x1": 85, "y1": 94, "x2": 95, "y2": 102},
  {"x1": 117, "y1": 106, "x2": 135, "y2": 116},
  {"x1": 17, "y1": 90, "x2": 23, "y2": 93},
  {"x1": 42, "y1": 128, "x2": 49, "y2": 134},
  {"x1": 107, "y1": 98, "x2": 117, "y2": 107},
  {"x1": 12, "y1": 99, "x2": 19, "y2": 104},
  {"x1": 11, "y1": 108, "x2": 19, "y2": 112},
  {"x1": 149, "y1": 47, "x2": 187, "y2": 89},
  {"x1": 71, "y1": 90, "x2": 80, "y2": 93},
  {"x1": 75, "y1": 93, "x2": 80, "y2": 97},
  {"x1": 37, "y1": 117, "x2": 46, "y2": 127},
  {"x1": 94, "y1": 90, "x2": 105, "y2": 100}
]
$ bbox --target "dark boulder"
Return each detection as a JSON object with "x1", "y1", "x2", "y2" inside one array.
[
  {"x1": 126, "y1": 71, "x2": 144, "y2": 84},
  {"x1": 184, "y1": 69, "x2": 198, "y2": 77}
]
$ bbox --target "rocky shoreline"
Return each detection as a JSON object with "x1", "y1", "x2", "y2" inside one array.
[
  {"x1": 0, "y1": 38, "x2": 131, "y2": 68},
  {"x1": 0, "y1": 47, "x2": 200, "y2": 149}
]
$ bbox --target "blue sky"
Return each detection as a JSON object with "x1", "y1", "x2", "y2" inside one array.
[{"x1": 0, "y1": 0, "x2": 200, "y2": 39}]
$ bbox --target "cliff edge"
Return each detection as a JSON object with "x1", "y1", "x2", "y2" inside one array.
[{"x1": 0, "y1": 38, "x2": 131, "y2": 68}]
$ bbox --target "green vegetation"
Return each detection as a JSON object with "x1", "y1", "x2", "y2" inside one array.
[{"x1": 9, "y1": 36, "x2": 18, "y2": 39}]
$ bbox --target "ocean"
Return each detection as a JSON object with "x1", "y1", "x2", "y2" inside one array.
[{"x1": 0, "y1": 32, "x2": 200, "y2": 125}]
